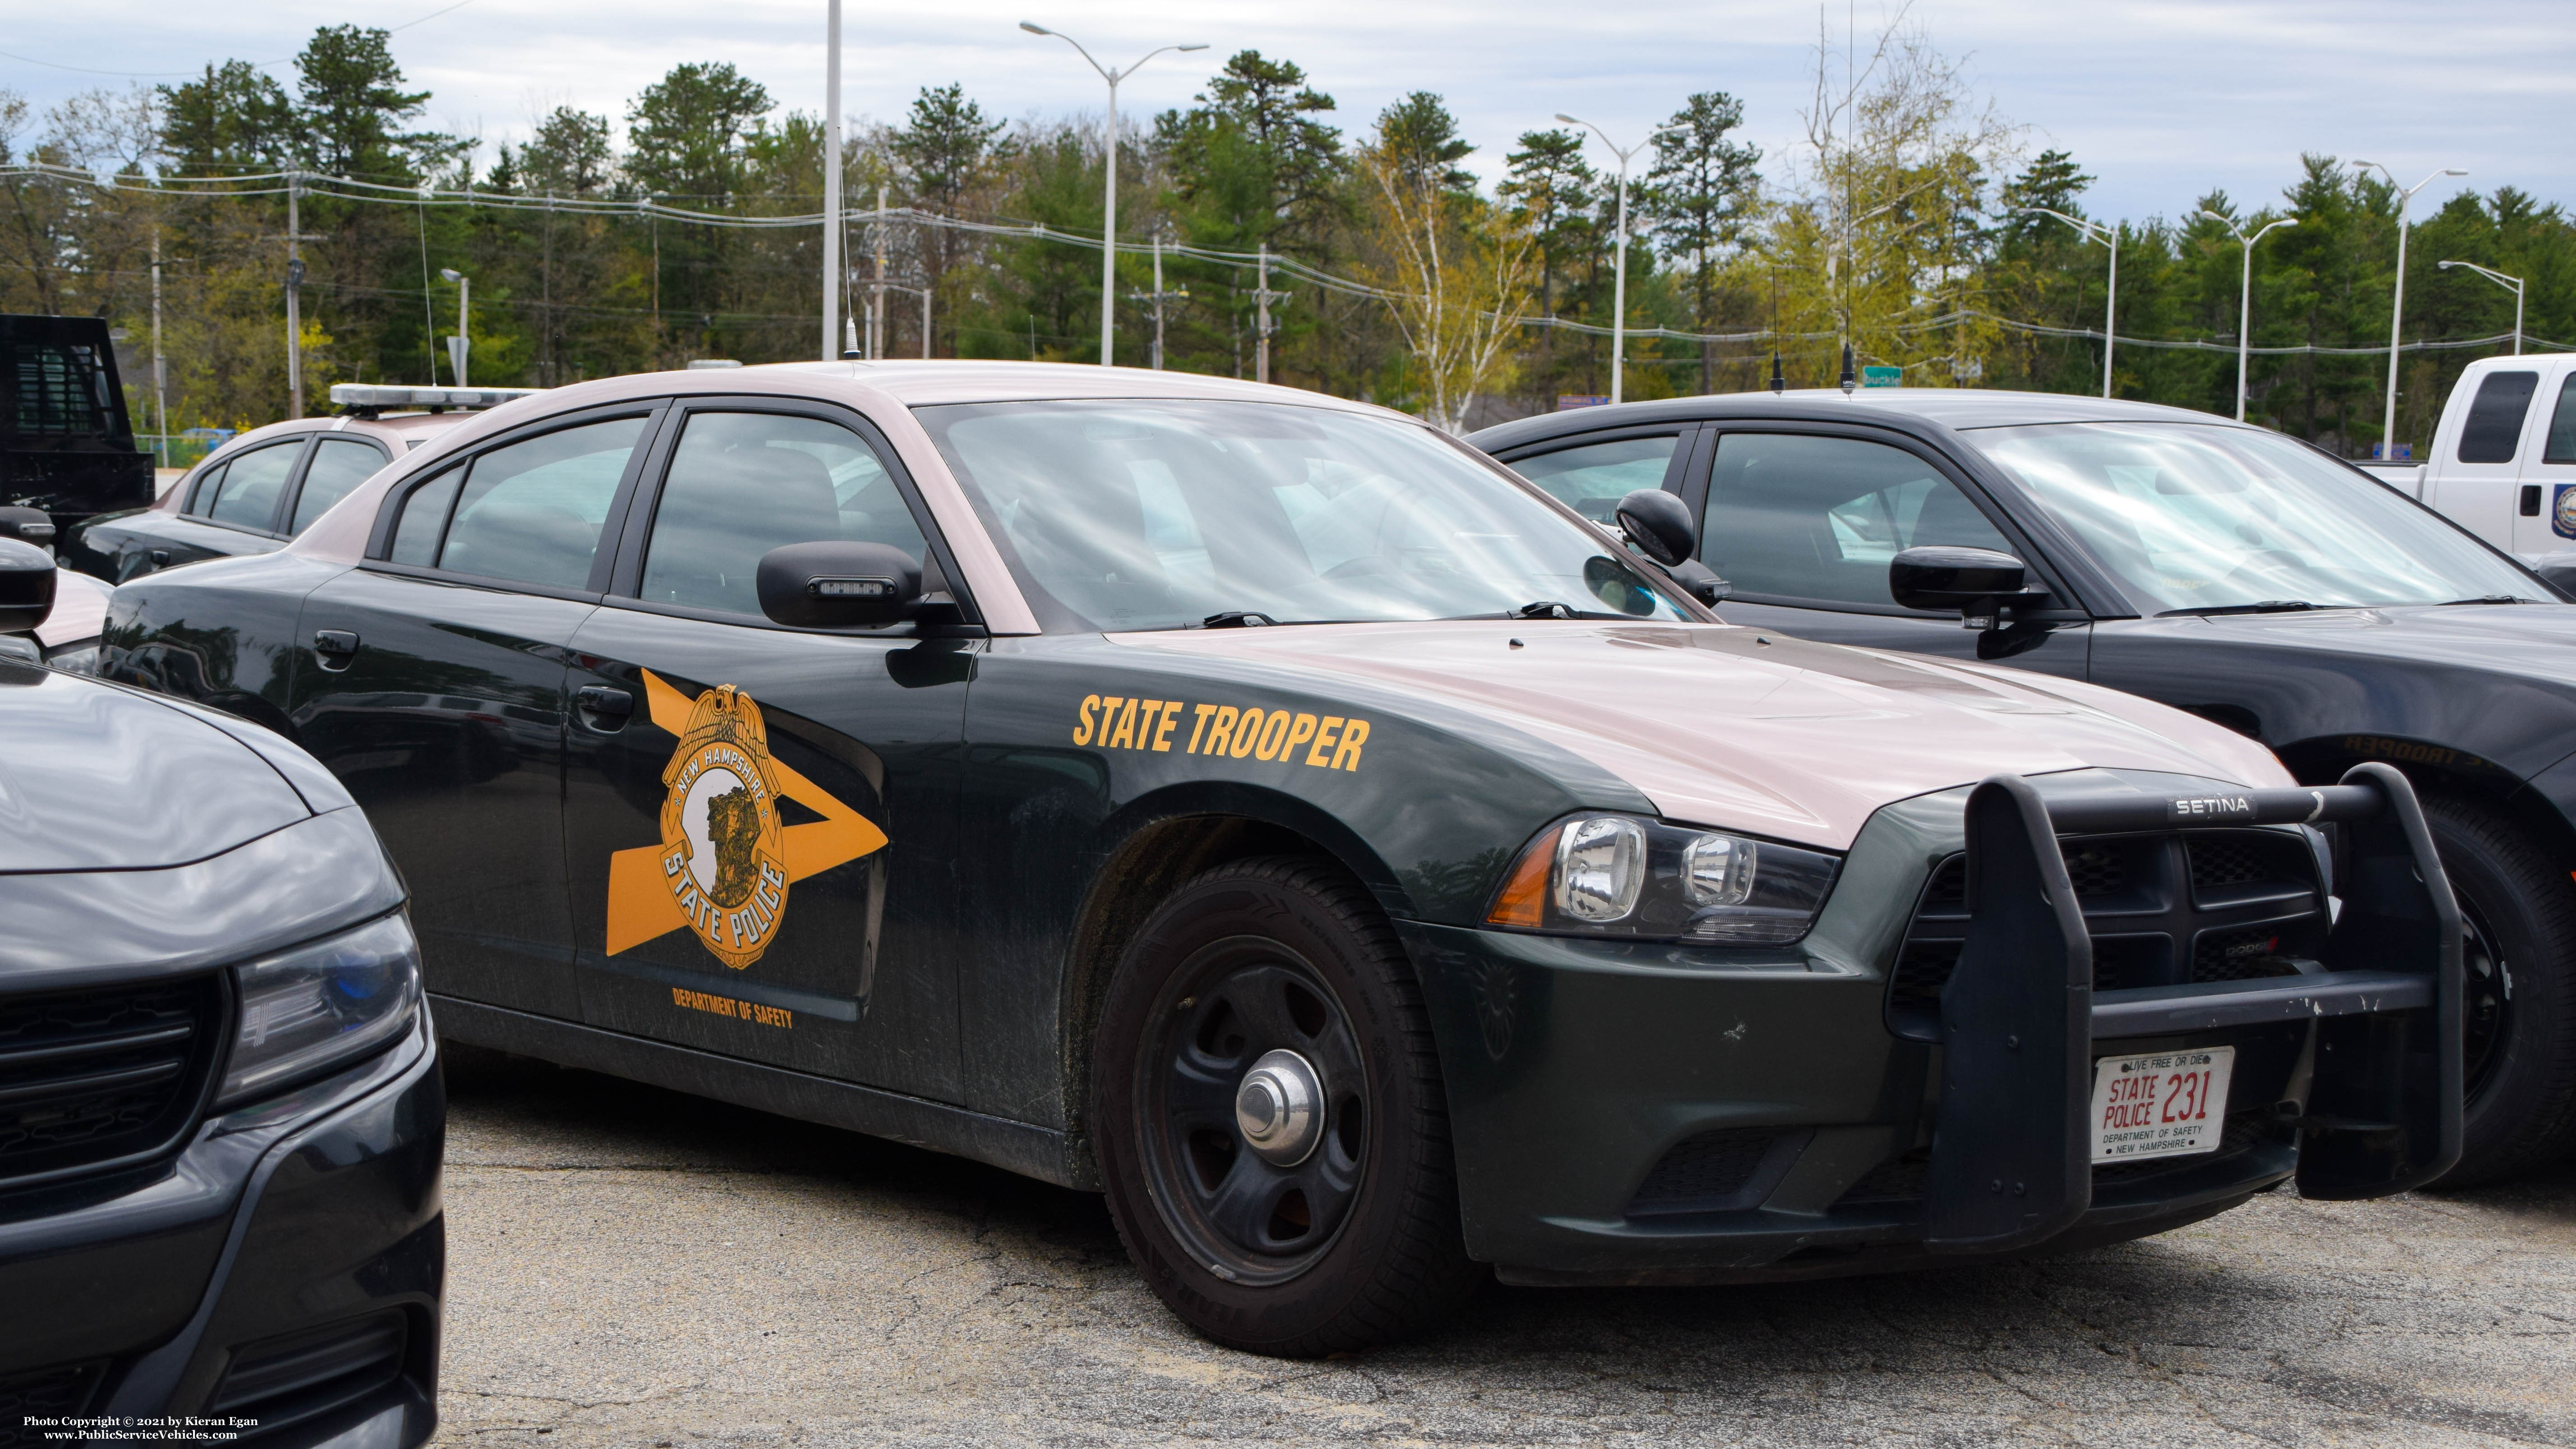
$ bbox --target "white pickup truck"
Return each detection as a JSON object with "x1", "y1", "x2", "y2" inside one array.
[{"x1": 2357, "y1": 353, "x2": 2576, "y2": 566}]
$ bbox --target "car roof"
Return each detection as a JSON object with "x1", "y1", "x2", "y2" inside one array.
[
  {"x1": 500, "y1": 359, "x2": 1414, "y2": 419},
  {"x1": 1468, "y1": 387, "x2": 2248, "y2": 451}
]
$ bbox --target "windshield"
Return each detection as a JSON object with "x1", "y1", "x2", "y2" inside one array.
[
  {"x1": 1969, "y1": 421, "x2": 2539, "y2": 612},
  {"x1": 915, "y1": 398, "x2": 1692, "y2": 632}
]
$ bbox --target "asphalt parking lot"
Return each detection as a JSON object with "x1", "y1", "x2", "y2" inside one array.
[{"x1": 434, "y1": 1046, "x2": 2576, "y2": 1449}]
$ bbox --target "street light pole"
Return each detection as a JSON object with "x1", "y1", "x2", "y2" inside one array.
[
  {"x1": 821, "y1": 0, "x2": 842, "y2": 362},
  {"x1": 2199, "y1": 210, "x2": 2296, "y2": 423},
  {"x1": 2353, "y1": 161, "x2": 2467, "y2": 458},
  {"x1": 1021, "y1": 23, "x2": 1207, "y2": 367},
  {"x1": 439, "y1": 268, "x2": 471, "y2": 388},
  {"x1": 2019, "y1": 206, "x2": 2119, "y2": 398},
  {"x1": 1557, "y1": 115, "x2": 1678, "y2": 406},
  {"x1": 2439, "y1": 260, "x2": 2525, "y2": 357}
]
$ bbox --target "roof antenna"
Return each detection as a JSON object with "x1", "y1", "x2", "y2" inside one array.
[
  {"x1": 1769, "y1": 352, "x2": 1785, "y2": 394},
  {"x1": 1838, "y1": 342, "x2": 1857, "y2": 396}
]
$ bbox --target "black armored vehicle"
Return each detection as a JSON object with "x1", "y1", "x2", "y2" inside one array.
[{"x1": 2, "y1": 315, "x2": 154, "y2": 530}]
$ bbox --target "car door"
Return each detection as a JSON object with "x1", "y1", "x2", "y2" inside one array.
[
  {"x1": 560, "y1": 398, "x2": 974, "y2": 1101},
  {"x1": 290, "y1": 403, "x2": 663, "y2": 1021},
  {"x1": 2515, "y1": 364, "x2": 2576, "y2": 557},
  {"x1": 2426, "y1": 366, "x2": 2541, "y2": 552},
  {"x1": 1676, "y1": 424, "x2": 2090, "y2": 676}
]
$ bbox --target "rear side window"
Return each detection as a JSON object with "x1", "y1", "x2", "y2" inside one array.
[
  {"x1": 638, "y1": 411, "x2": 927, "y2": 617},
  {"x1": 418, "y1": 417, "x2": 647, "y2": 589},
  {"x1": 205, "y1": 441, "x2": 302, "y2": 532},
  {"x1": 388, "y1": 469, "x2": 461, "y2": 566},
  {"x1": 183, "y1": 461, "x2": 228, "y2": 516},
  {"x1": 291, "y1": 438, "x2": 387, "y2": 534},
  {"x1": 1702, "y1": 432, "x2": 2012, "y2": 607},
  {"x1": 1509, "y1": 435, "x2": 1682, "y2": 523},
  {"x1": 2544, "y1": 375, "x2": 2576, "y2": 466},
  {"x1": 2458, "y1": 370, "x2": 2538, "y2": 463}
]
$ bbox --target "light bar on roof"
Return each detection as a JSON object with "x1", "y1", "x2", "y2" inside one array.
[{"x1": 327, "y1": 383, "x2": 544, "y2": 411}]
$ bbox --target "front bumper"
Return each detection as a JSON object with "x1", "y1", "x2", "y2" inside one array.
[
  {"x1": 0, "y1": 1017, "x2": 444, "y2": 1446},
  {"x1": 1405, "y1": 765, "x2": 2460, "y2": 1285}
]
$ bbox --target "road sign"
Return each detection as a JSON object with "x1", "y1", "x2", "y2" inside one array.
[
  {"x1": 1557, "y1": 395, "x2": 1610, "y2": 410},
  {"x1": 1861, "y1": 366, "x2": 1902, "y2": 388}
]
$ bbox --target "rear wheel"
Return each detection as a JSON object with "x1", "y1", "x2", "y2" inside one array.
[
  {"x1": 1092, "y1": 856, "x2": 1481, "y2": 1355},
  {"x1": 2423, "y1": 796, "x2": 2576, "y2": 1185}
]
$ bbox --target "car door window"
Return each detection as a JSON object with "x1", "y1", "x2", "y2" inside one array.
[
  {"x1": 183, "y1": 461, "x2": 228, "y2": 516},
  {"x1": 1702, "y1": 432, "x2": 2011, "y2": 607},
  {"x1": 417, "y1": 416, "x2": 647, "y2": 589},
  {"x1": 638, "y1": 410, "x2": 928, "y2": 617},
  {"x1": 2459, "y1": 371, "x2": 2539, "y2": 464},
  {"x1": 290, "y1": 438, "x2": 387, "y2": 534},
  {"x1": 1510, "y1": 435, "x2": 1682, "y2": 523},
  {"x1": 205, "y1": 441, "x2": 301, "y2": 532},
  {"x1": 2543, "y1": 374, "x2": 2576, "y2": 465}
]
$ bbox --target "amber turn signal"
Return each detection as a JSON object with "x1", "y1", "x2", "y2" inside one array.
[{"x1": 1485, "y1": 826, "x2": 1557, "y2": 928}]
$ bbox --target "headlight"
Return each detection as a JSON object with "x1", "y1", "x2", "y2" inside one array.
[
  {"x1": 1488, "y1": 815, "x2": 1841, "y2": 944},
  {"x1": 218, "y1": 913, "x2": 421, "y2": 1106}
]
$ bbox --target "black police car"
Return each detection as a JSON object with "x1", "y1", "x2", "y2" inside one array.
[
  {"x1": 0, "y1": 539, "x2": 442, "y2": 1445},
  {"x1": 1473, "y1": 387, "x2": 2576, "y2": 1185}
]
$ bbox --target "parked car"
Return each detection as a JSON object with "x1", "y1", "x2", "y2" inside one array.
[
  {"x1": 1472, "y1": 386, "x2": 2574, "y2": 1185},
  {"x1": 0, "y1": 537, "x2": 442, "y2": 1444},
  {"x1": 63, "y1": 385, "x2": 537, "y2": 585},
  {"x1": 0, "y1": 314, "x2": 153, "y2": 531},
  {"x1": 2354, "y1": 355, "x2": 2576, "y2": 575},
  {"x1": 101, "y1": 362, "x2": 2455, "y2": 1354}
]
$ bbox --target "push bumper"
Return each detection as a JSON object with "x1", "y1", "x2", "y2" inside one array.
[
  {"x1": 0, "y1": 1018, "x2": 444, "y2": 1447},
  {"x1": 1405, "y1": 764, "x2": 2460, "y2": 1284}
]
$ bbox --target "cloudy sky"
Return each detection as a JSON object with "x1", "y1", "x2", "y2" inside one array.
[{"x1": 3, "y1": 0, "x2": 2563, "y2": 225}]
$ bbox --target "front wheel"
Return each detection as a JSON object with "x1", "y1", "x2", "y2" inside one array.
[
  {"x1": 1092, "y1": 856, "x2": 1482, "y2": 1355},
  {"x1": 2423, "y1": 796, "x2": 2576, "y2": 1186}
]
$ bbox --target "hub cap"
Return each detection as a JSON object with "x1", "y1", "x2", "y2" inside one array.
[
  {"x1": 1140, "y1": 942, "x2": 1369, "y2": 1284},
  {"x1": 1235, "y1": 1050, "x2": 1324, "y2": 1165}
]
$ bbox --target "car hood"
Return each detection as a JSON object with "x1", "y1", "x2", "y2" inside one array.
[
  {"x1": 0, "y1": 665, "x2": 312, "y2": 872},
  {"x1": 2170, "y1": 602, "x2": 2576, "y2": 680},
  {"x1": 1121, "y1": 620, "x2": 2288, "y2": 850}
]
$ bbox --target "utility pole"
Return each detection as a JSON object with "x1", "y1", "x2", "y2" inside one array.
[
  {"x1": 1254, "y1": 243, "x2": 1287, "y2": 384},
  {"x1": 873, "y1": 184, "x2": 888, "y2": 359},
  {"x1": 1557, "y1": 115, "x2": 1680, "y2": 406},
  {"x1": 440, "y1": 268, "x2": 472, "y2": 388},
  {"x1": 821, "y1": 0, "x2": 842, "y2": 361},
  {"x1": 2354, "y1": 161, "x2": 2467, "y2": 458},
  {"x1": 2201, "y1": 209, "x2": 2296, "y2": 423},
  {"x1": 284, "y1": 173, "x2": 306, "y2": 419},
  {"x1": 149, "y1": 225, "x2": 167, "y2": 464},
  {"x1": 1127, "y1": 230, "x2": 1187, "y2": 370}
]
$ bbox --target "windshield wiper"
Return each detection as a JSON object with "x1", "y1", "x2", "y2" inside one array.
[
  {"x1": 2159, "y1": 600, "x2": 2318, "y2": 617},
  {"x1": 2438, "y1": 594, "x2": 2534, "y2": 606}
]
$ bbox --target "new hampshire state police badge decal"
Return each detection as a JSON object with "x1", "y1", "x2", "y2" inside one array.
[
  {"x1": 660, "y1": 684, "x2": 790, "y2": 968},
  {"x1": 603, "y1": 671, "x2": 888, "y2": 971}
]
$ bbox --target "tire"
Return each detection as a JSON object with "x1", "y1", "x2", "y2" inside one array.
[
  {"x1": 1091, "y1": 856, "x2": 1483, "y2": 1355},
  {"x1": 2423, "y1": 796, "x2": 2576, "y2": 1186}
]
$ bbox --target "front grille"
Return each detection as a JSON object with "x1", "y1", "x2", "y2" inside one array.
[
  {"x1": 0, "y1": 974, "x2": 226, "y2": 1189},
  {"x1": 210, "y1": 1314, "x2": 407, "y2": 1434},
  {"x1": 1627, "y1": 1129, "x2": 1790, "y2": 1216},
  {"x1": 1887, "y1": 828, "x2": 2326, "y2": 1039},
  {"x1": 0, "y1": 1363, "x2": 103, "y2": 1448}
]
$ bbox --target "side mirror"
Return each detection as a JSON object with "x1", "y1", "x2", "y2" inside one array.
[
  {"x1": 1890, "y1": 545, "x2": 2033, "y2": 614},
  {"x1": 1614, "y1": 488, "x2": 1695, "y2": 568},
  {"x1": 0, "y1": 537, "x2": 57, "y2": 634},
  {"x1": 0, "y1": 506, "x2": 55, "y2": 556},
  {"x1": 1670, "y1": 557, "x2": 1732, "y2": 605},
  {"x1": 756, "y1": 541, "x2": 921, "y2": 628}
]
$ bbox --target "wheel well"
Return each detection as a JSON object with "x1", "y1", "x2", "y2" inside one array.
[
  {"x1": 1058, "y1": 813, "x2": 1363, "y2": 1163},
  {"x1": 2276, "y1": 736, "x2": 2576, "y2": 876}
]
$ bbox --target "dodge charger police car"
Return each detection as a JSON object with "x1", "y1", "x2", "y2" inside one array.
[{"x1": 101, "y1": 362, "x2": 2459, "y2": 1355}]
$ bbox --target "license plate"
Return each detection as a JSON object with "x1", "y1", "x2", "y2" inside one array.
[{"x1": 2090, "y1": 1047, "x2": 2235, "y2": 1164}]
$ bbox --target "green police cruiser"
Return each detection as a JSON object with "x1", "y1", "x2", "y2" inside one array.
[{"x1": 102, "y1": 362, "x2": 2462, "y2": 1355}]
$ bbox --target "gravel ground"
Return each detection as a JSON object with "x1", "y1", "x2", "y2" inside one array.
[{"x1": 432, "y1": 1047, "x2": 2576, "y2": 1449}]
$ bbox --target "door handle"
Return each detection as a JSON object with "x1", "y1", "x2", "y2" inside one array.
[
  {"x1": 575, "y1": 685, "x2": 635, "y2": 731},
  {"x1": 312, "y1": 629, "x2": 360, "y2": 672}
]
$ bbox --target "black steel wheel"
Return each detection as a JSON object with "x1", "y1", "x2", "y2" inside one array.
[
  {"x1": 2421, "y1": 796, "x2": 2576, "y2": 1186},
  {"x1": 1092, "y1": 856, "x2": 1482, "y2": 1355}
]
